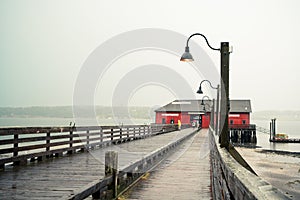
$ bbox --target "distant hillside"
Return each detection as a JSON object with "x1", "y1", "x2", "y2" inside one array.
[
  {"x1": 0, "y1": 106, "x2": 73, "y2": 118},
  {"x1": 252, "y1": 110, "x2": 300, "y2": 121},
  {"x1": 0, "y1": 106, "x2": 153, "y2": 119}
]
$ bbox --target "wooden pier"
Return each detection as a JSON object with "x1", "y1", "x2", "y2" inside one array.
[
  {"x1": 229, "y1": 124, "x2": 257, "y2": 144},
  {"x1": 124, "y1": 129, "x2": 211, "y2": 200},
  {"x1": 269, "y1": 138, "x2": 300, "y2": 143},
  {"x1": 0, "y1": 125, "x2": 200, "y2": 199},
  {"x1": 0, "y1": 124, "x2": 291, "y2": 199}
]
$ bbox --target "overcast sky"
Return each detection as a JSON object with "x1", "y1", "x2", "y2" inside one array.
[{"x1": 0, "y1": 0, "x2": 299, "y2": 111}]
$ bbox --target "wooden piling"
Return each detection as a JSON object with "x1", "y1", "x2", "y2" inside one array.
[
  {"x1": 91, "y1": 151, "x2": 119, "y2": 199},
  {"x1": 105, "y1": 151, "x2": 118, "y2": 198}
]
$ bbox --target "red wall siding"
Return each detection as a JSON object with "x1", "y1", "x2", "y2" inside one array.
[
  {"x1": 155, "y1": 112, "x2": 250, "y2": 127},
  {"x1": 181, "y1": 112, "x2": 190, "y2": 124},
  {"x1": 155, "y1": 112, "x2": 182, "y2": 124},
  {"x1": 228, "y1": 113, "x2": 250, "y2": 125},
  {"x1": 155, "y1": 112, "x2": 191, "y2": 124}
]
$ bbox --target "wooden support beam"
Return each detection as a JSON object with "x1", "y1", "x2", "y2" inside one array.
[{"x1": 105, "y1": 151, "x2": 118, "y2": 198}]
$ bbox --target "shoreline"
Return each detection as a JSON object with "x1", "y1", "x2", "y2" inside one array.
[
  {"x1": 259, "y1": 149, "x2": 300, "y2": 158},
  {"x1": 234, "y1": 144, "x2": 300, "y2": 156},
  {"x1": 236, "y1": 147, "x2": 300, "y2": 199}
]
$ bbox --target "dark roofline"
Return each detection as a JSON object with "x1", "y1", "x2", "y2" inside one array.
[{"x1": 155, "y1": 99, "x2": 252, "y2": 113}]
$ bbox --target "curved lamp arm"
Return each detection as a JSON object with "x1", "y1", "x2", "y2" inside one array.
[
  {"x1": 181, "y1": 33, "x2": 220, "y2": 62},
  {"x1": 201, "y1": 95, "x2": 211, "y2": 105},
  {"x1": 199, "y1": 80, "x2": 218, "y2": 89},
  {"x1": 197, "y1": 80, "x2": 218, "y2": 94},
  {"x1": 186, "y1": 33, "x2": 220, "y2": 51}
]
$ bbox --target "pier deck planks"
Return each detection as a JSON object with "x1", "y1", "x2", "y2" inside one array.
[
  {"x1": 0, "y1": 128, "x2": 197, "y2": 199},
  {"x1": 125, "y1": 129, "x2": 211, "y2": 200}
]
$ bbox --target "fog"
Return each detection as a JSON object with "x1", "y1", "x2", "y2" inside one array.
[{"x1": 1, "y1": 0, "x2": 299, "y2": 111}]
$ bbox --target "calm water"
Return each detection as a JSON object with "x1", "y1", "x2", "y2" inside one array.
[{"x1": 252, "y1": 119, "x2": 300, "y2": 152}]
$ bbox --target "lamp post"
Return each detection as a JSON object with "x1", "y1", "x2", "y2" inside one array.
[
  {"x1": 197, "y1": 80, "x2": 220, "y2": 136},
  {"x1": 180, "y1": 33, "x2": 230, "y2": 149},
  {"x1": 201, "y1": 97, "x2": 215, "y2": 132},
  {"x1": 200, "y1": 95, "x2": 211, "y2": 130}
]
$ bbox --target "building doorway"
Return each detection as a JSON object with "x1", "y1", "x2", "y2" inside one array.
[
  {"x1": 199, "y1": 115, "x2": 202, "y2": 128},
  {"x1": 190, "y1": 114, "x2": 202, "y2": 128}
]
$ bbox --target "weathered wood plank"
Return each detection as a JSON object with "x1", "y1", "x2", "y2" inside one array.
[
  {"x1": 0, "y1": 128, "x2": 192, "y2": 199},
  {"x1": 125, "y1": 129, "x2": 211, "y2": 200}
]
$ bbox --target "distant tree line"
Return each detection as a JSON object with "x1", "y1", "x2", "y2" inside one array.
[{"x1": 0, "y1": 106, "x2": 153, "y2": 119}]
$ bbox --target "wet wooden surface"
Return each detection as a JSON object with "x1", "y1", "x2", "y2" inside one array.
[
  {"x1": 124, "y1": 129, "x2": 211, "y2": 200},
  {"x1": 0, "y1": 128, "x2": 196, "y2": 199}
]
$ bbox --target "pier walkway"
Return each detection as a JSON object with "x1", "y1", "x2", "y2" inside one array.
[
  {"x1": 0, "y1": 127, "x2": 206, "y2": 199},
  {"x1": 125, "y1": 129, "x2": 211, "y2": 200}
]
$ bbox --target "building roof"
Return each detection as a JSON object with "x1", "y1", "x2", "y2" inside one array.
[{"x1": 155, "y1": 99, "x2": 252, "y2": 113}]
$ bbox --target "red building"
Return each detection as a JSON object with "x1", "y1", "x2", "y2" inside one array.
[{"x1": 155, "y1": 99, "x2": 252, "y2": 128}]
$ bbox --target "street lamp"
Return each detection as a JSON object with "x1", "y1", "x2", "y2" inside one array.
[
  {"x1": 197, "y1": 80, "x2": 220, "y2": 136},
  {"x1": 180, "y1": 33, "x2": 230, "y2": 149},
  {"x1": 197, "y1": 80, "x2": 217, "y2": 94},
  {"x1": 200, "y1": 95, "x2": 210, "y2": 105},
  {"x1": 201, "y1": 96, "x2": 214, "y2": 132}
]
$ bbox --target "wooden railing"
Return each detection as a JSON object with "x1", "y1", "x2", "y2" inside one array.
[
  {"x1": 63, "y1": 128, "x2": 198, "y2": 200},
  {"x1": 0, "y1": 124, "x2": 178, "y2": 169},
  {"x1": 209, "y1": 130, "x2": 290, "y2": 200}
]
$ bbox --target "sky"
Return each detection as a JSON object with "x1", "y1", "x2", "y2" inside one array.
[{"x1": 0, "y1": 0, "x2": 300, "y2": 111}]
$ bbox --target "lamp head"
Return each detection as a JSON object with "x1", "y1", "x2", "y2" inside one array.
[
  {"x1": 180, "y1": 46, "x2": 194, "y2": 62},
  {"x1": 196, "y1": 86, "x2": 203, "y2": 94}
]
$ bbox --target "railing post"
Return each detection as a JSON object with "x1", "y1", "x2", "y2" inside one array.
[
  {"x1": 46, "y1": 131, "x2": 50, "y2": 152},
  {"x1": 100, "y1": 128, "x2": 103, "y2": 145},
  {"x1": 269, "y1": 122, "x2": 272, "y2": 141},
  {"x1": 70, "y1": 128, "x2": 73, "y2": 148},
  {"x1": 68, "y1": 127, "x2": 73, "y2": 154},
  {"x1": 13, "y1": 133, "x2": 26, "y2": 165},
  {"x1": 86, "y1": 129, "x2": 90, "y2": 147},
  {"x1": 13, "y1": 133, "x2": 18, "y2": 157},
  {"x1": 120, "y1": 127, "x2": 122, "y2": 141},
  {"x1": 82, "y1": 129, "x2": 89, "y2": 152},
  {"x1": 111, "y1": 128, "x2": 114, "y2": 142}
]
